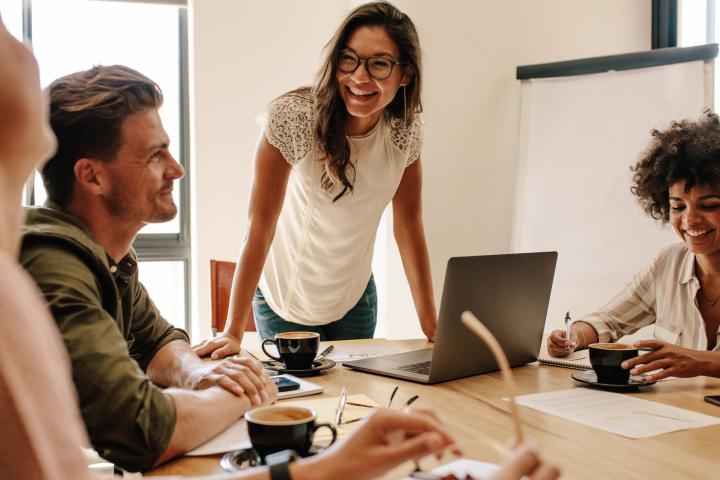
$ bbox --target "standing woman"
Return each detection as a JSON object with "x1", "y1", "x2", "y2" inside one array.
[{"x1": 196, "y1": 1, "x2": 437, "y2": 358}]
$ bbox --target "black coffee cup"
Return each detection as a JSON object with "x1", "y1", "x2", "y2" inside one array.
[
  {"x1": 245, "y1": 405, "x2": 337, "y2": 462},
  {"x1": 589, "y1": 343, "x2": 639, "y2": 384},
  {"x1": 262, "y1": 331, "x2": 320, "y2": 370}
]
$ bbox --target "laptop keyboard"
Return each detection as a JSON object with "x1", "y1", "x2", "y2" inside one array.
[{"x1": 396, "y1": 360, "x2": 431, "y2": 375}]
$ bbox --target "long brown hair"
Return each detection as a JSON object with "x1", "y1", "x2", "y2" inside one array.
[{"x1": 313, "y1": 1, "x2": 422, "y2": 201}]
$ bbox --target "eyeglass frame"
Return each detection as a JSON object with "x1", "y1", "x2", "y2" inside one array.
[{"x1": 336, "y1": 49, "x2": 404, "y2": 80}]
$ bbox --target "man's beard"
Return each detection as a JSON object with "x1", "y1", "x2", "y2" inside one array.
[{"x1": 105, "y1": 187, "x2": 177, "y2": 224}]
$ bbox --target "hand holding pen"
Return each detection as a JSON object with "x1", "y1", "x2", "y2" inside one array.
[
  {"x1": 565, "y1": 311, "x2": 572, "y2": 351},
  {"x1": 546, "y1": 311, "x2": 579, "y2": 358}
]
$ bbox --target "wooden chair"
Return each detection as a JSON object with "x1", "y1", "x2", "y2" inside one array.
[{"x1": 210, "y1": 259, "x2": 256, "y2": 335}]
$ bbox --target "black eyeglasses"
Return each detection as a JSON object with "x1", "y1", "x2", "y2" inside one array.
[{"x1": 337, "y1": 49, "x2": 403, "y2": 80}]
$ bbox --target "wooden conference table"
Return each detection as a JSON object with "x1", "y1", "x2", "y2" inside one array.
[{"x1": 148, "y1": 334, "x2": 720, "y2": 479}]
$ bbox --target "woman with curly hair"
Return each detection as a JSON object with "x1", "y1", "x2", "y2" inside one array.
[
  {"x1": 195, "y1": 1, "x2": 438, "y2": 358},
  {"x1": 546, "y1": 112, "x2": 720, "y2": 381}
]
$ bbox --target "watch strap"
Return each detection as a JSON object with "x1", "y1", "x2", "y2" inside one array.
[
  {"x1": 269, "y1": 461, "x2": 293, "y2": 480},
  {"x1": 266, "y1": 449, "x2": 299, "y2": 480}
]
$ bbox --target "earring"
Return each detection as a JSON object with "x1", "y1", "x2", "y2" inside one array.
[{"x1": 402, "y1": 85, "x2": 407, "y2": 125}]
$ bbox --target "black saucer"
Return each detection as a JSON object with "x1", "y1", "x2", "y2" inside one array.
[
  {"x1": 571, "y1": 369, "x2": 657, "y2": 391},
  {"x1": 261, "y1": 358, "x2": 336, "y2": 376},
  {"x1": 220, "y1": 448, "x2": 261, "y2": 472},
  {"x1": 221, "y1": 447, "x2": 321, "y2": 472}
]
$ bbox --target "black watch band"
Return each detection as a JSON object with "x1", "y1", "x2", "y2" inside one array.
[
  {"x1": 266, "y1": 449, "x2": 299, "y2": 480},
  {"x1": 269, "y1": 461, "x2": 293, "y2": 480}
]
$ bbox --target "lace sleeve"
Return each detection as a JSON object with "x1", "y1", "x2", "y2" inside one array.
[
  {"x1": 259, "y1": 93, "x2": 314, "y2": 166},
  {"x1": 390, "y1": 114, "x2": 425, "y2": 167}
]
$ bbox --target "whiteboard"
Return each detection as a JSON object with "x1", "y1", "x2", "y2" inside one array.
[{"x1": 513, "y1": 60, "x2": 710, "y2": 335}]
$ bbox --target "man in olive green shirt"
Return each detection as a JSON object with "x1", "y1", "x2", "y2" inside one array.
[{"x1": 19, "y1": 65, "x2": 277, "y2": 472}]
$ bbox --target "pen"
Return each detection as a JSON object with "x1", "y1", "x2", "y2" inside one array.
[
  {"x1": 317, "y1": 345, "x2": 334, "y2": 359},
  {"x1": 565, "y1": 311, "x2": 572, "y2": 351}
]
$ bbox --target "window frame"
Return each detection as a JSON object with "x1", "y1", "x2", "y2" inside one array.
[
  {"x1": 20, "y1": 0, "x2": 191, "y2": 330},
  {"x1": 652, "y1": 0, "x2": 679, "y2": 49}
]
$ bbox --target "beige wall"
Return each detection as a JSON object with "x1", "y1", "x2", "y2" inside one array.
[{"x1": 189, "y1": 0, "x2": 651, "y2": 342}]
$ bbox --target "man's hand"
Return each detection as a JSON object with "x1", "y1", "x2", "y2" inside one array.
[
  {"x1": 621, "y1": 340, "x2": 715, "y2": 382},
  {"x1": 546, "y1": 330, "x2": 577, "y2": 357},
  {"x1": 490, "y1": 442, "x2": 560, "y2": 480},
  {"x1": 186, "y1": 356, "x2": 276, "y2": 406},
  {"x1": 194, "y1": 331, "x2": 241, "y2": 360},
  {"x1": 295, "y1": 409, "x2": 460, "y2": 480}
]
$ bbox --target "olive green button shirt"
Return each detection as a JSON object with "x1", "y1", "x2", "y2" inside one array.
[{"x1": 20, "y1": 203, "x2": 190, "y2": 472}]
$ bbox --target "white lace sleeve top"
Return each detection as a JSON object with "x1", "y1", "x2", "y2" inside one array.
[{"x1": 257, "y1": 92, "x2": 424, "y2": 325}]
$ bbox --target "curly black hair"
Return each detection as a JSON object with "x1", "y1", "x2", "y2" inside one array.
[{"x1": 631, "y1": 112, "x2": 720, "y2": 222}]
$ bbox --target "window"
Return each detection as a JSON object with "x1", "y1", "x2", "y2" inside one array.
[
  {"x1": 4, "y1": 0, "x2": 190, "y2": 329},
  {"x1": 678, "y1": 0, "x2": 719, "y2": 112},
  {"x1": 0, "y1": 0, "x2": 22, "y2": 40}
]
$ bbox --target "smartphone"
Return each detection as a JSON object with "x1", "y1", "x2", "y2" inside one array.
[
  {"x1": 704, "y1": 395, "x2": 720, "y2": 407},
  {"x1": 273, "y1": 376, "x2": 301, "y2": 392}
]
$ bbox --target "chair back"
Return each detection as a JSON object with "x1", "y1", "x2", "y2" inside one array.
[{"x1": 210, "y1": 259, "x2": 256, "y2": 334}]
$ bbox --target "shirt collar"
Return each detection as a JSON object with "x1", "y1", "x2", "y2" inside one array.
[{"x1": 106, "y1": 252, "x2": 137, "y2": 278}]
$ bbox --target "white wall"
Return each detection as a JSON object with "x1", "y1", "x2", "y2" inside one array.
[{"x1": 190, "y1": 0, "x2": 651, "y2": 342}]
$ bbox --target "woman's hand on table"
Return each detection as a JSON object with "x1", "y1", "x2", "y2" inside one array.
[
  {"x1": 622, "y1": 339, "x2": 718, "y2": 381},
  {"x1": 193, "y1": 331, "x2": 241, "y2": 360}
]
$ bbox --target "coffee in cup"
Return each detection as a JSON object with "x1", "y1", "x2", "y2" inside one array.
[
  {"x1": 262, "y1": 331, "x2": 320, "y2": 370},
  {"x1": 245, "y1": 405, "x2": 337, "y2": 461},
  {"x1": 589, "y1": 343, "x2": 639, "y2": 384}
]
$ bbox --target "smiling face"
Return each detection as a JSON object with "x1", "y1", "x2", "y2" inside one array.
[
  {"x1": 335, "y1": 25, "x2": 408, "y2": 135},
  {"x1": 99, "y1": 109, "x2": 184, "y2": 228},
  {"x1": 669, "y1": 181, "x2": 720, "y2": 256}
]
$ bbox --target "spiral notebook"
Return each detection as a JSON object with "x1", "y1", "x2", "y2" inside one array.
[{"x1": 537, "y1": 350, "x2": 590, "y2": 370}]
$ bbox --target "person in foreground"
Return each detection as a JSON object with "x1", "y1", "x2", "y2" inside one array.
[
  {"x1": 547, "y1": 113, "x2": 720, "y2": 382},
  {"x1": 196, "y1": 1, "x2": 438, "y2": 358},
  {"x1": 19, "y1": 63, "x2": 278, "y2": 471},
  {"x1": 0, "y1": 16, "x2": 561, "y2": 480}
]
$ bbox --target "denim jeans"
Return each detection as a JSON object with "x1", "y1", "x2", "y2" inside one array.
[{"x1": 253, "y1": 275, "x2": 377, "y2": 341}]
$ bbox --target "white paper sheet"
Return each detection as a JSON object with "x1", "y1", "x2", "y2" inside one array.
[
  {"x1": 325, "y1": 342, "x2": 411, "y2": 363},
  {"x1": 249, "y1": 338, "x2": 413, "y2": 364},
  {"x1": 186, "y1": 419, "x2": 251, "y2": 456},
  {"x1": 283, "y1": 394, "x2": 378, "y2": 443},
  {"x1": 404, "y1": 459, "x2": 500, "y2": 479},
  {"x1": 514, "y1": 388, "x2": 720, "y2": 438}
]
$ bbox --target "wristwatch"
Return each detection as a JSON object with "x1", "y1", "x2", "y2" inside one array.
[{"x1": 266, "y1": 449, "x2": 299, "y2": 480}]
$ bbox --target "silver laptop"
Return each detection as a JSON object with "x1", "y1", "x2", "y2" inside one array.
[{"x1": 343, "y1": 252, "x2": 557, "y2": 384}]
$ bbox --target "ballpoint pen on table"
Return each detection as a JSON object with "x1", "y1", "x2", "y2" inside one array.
[
  {"x1": 565, "y1": 311, "x2": 572, "y2": 351},
  {"x1": 387, "y1": 385, "x2": 399, "y2": 408},
  {"x1": 334, "y1": 386, "x2": 348, "y2": 427},
  {"x1": 317, "y1": 345, "x2": 334, "y2": 360}
]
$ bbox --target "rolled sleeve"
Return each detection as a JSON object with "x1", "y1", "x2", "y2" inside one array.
[
  {"x1": 21, "y1": 244, "x2": 176, "y2": 471},
  {"x1": 579, "y1": 260, "x2": 658, "y2": 343},
  {"x1": 129, "y1": 280, "x2": 189, "y2": 372}
]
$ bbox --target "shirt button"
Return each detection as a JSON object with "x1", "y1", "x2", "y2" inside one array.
[{"x1": 110, "y1": 266, "x2": 118, "y2": 273}]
